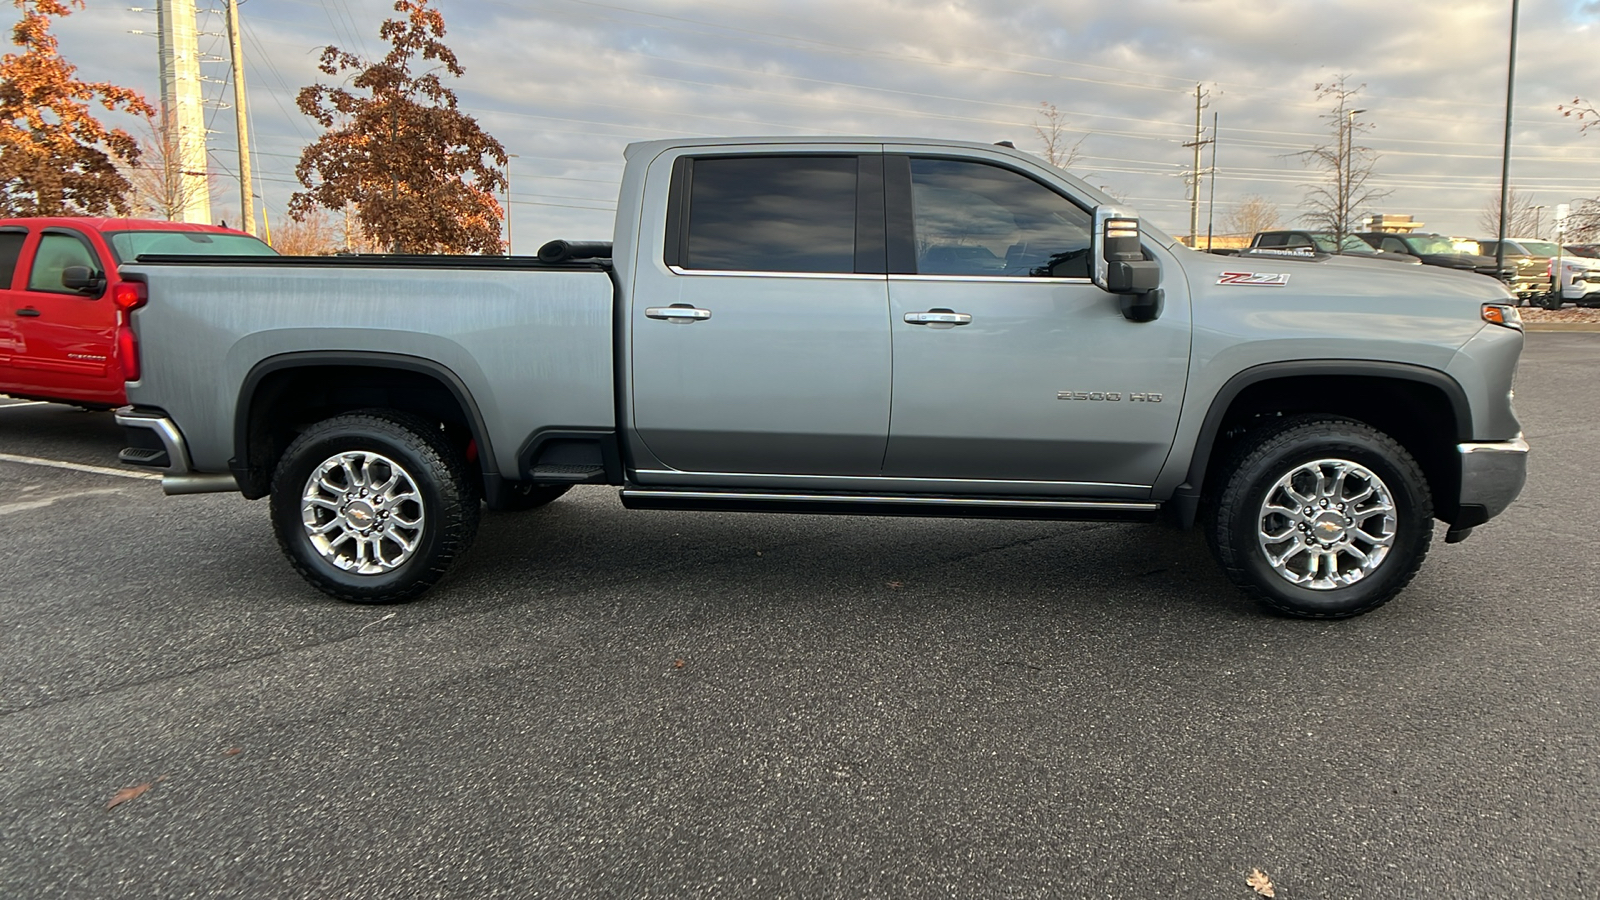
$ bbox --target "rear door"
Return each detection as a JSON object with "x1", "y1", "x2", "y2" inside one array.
[
  {"x1": 881, "y1": 152, "x2": 1190, "y2": 493},
  {"x1": 628, "y1": 150, "x2": 892, "y2": 478},
  {"x1": 0, "y1": 227, "x2": 28, "y2": 373},
  {"x1": 11, "y1": 228, "x2": 118, "y2": 402}
]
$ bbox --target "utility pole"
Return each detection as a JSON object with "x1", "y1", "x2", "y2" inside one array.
[
  {"x1": 157, "y1": 0, "x2": 211, "y2": 223},
  {"x1": 505, "y1": 153, "x2": 519, "y2": 254},
  {"x1": 225, "y1": 0, "x2": 254, "y2": 235},
  {"x1": 1205, "y1": 112, "x2": 1218, "y2": 252},
  {"x1": 1182, "y1": 84, "x2": 1212, "y2": 247}
]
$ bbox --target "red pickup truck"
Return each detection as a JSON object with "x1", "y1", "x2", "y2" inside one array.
[{"x1": 0, "y1": 217, "x2": 275, "y2": 408}]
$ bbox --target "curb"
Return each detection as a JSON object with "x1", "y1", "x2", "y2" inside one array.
[{"x1": 1524, "y1": 322, "x2": 1600, "y2": 332}]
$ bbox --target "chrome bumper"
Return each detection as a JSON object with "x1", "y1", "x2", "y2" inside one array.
[
  {"x1": 1457, "y1": 435, "x2": 1529, "y2": 523},
  {"x1": 114, "y1": 407, "x2": 239, "y2": 495}
]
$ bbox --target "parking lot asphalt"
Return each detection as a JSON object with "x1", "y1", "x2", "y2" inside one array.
[{"x1": 1, "y1": 334, "x2": 1596, "y2": 899}]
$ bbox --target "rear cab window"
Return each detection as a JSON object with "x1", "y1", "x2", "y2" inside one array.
[
  {"x1": 0, "y1": 230, "x2": 25, "y2": 290},
  {"x1": 667, "y1": 155, "x2": 873, "y2": 274},
  {"x1": 104, "y1": 230, "x2": 277, "y2": 263}
]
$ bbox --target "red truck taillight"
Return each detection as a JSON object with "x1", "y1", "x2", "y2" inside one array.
[{"x1": 112, "y1": 282, "x2": 148, "y2": 382}]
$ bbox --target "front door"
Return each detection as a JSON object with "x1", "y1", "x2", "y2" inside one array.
[
  {"x1": 882, "y1": 154, "x2": 1191, "y2": 493},
  {"x1": 629, "y1": 152, "x2": 891, "y2": 478}
]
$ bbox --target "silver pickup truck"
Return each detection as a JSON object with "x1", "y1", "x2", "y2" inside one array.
[{"x1": 115, "y1": 136, "x2": 1528, "y2": 618}]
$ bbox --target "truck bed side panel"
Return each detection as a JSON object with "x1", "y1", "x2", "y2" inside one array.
[{"x1": 122, "y1": 263, "x2": 616, "y2": 478}]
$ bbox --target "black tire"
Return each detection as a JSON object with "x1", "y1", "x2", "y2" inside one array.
[
  {"x1": 270, "y1": 410, "x2": 480, "y2": 604},
  {"x1": 1540, "y1": 293, "x2": 1565, "y2": 310},
  {"x1": 1207, "y1": 416, "x2": 1432, "y2": 619},
  {"x1": 485, "y1": 482, "x2": 572, "y2": 512}
]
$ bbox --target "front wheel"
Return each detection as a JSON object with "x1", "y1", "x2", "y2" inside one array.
[
  {"x1": 270, "y1": 410, "x2": 480, "y2": 604},
  {"x1": 1207, "y1": 416, "x2": 1433, "y2": 619}
]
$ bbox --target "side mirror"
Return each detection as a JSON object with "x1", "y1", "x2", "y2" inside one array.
[
  {"x1": 60, "y1": 265, "x2": 105, "y2": 294},
  {"x1": 1090, "y1": 207, "x2": 1163, "y2": 321}
]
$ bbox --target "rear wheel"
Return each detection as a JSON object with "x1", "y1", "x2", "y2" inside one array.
[
  {"x1": 270, "y1": 410, "x2": 480, "y2": 604},
  {"x1": 1207, "y1": 416, "x2": 1432, "y2": 618}
]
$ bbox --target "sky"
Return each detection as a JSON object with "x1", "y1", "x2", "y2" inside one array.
[{"x1": 35, "y1": 0, "x2": 1600, "y2": 248}]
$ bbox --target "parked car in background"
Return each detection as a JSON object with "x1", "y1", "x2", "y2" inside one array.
[
  {"x1": 1546, "y1": 245, "x2": 1600, "y2": 307},
  {"x1": 1476, "y1": 238, "x2": 1556, "y2": 306},
  {"x1": 0, "y1": 217, "x2": 275, "y2": 408},
  {"x1": 1249, "y1": 230, "x2": 1419, "y2": 264},
  {"x1": 1352, "y1": 232, "x2": 1516, "y2": 286}
]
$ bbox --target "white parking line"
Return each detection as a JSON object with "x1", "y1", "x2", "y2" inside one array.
[
  {"x1": 0, "y1": 452, "x2": 161, "y2": 481},
  {"x1": 0, "y1": 400, "x2": 50, "y2": 409},
  {"x1": 0, "y1": 487, "x2": 128, "y2": 516}
]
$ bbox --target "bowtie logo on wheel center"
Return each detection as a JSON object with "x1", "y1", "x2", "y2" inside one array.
[
  {"x1": 344, "y1": 500, "x2": 377, "y2": 528},
  {"x1": 1312, "y1": 512, "x2": 1348, "y2": 543}
]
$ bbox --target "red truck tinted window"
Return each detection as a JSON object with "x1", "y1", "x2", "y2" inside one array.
[{"x1": 0, "y1": 231, "x2": 23, "y2": 289}]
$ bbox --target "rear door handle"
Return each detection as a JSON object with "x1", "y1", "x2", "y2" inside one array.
[
  {"x1": 15, "y1": 308, "x2": 40, "y2": 317},
  {"x1": 904, "y1": 309, "x2": 971, "y2": 327},
  {"x1": 645, "y1": 305, "x2": 712, "y2": 322}
]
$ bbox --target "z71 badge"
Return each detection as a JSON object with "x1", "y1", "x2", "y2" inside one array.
[{"x1": 1217, "y1": 271, "x2": 1291, "y2": 287}]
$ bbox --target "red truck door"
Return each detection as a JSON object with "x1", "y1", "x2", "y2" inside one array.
[
  {"x1": 0, "y1": 227, "x2": 26, "y2": 372},
  {"x1": 8, "y1": 228, "x2": 119, "y2": 405}
]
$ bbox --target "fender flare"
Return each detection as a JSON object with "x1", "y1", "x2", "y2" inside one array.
[
  {"x1": 231, "y1": 351, "x2": 497, "y2": 494},
  {"x1": 1171, "y1": 360, "x2": 1471, "y2": 527}
]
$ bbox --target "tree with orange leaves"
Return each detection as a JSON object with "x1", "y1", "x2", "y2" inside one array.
[
  {"x1": 290, "y1": 0, "x2": 506, "y2": 254},
  {"x1": 0, "y1": 0, "x2": 154, "y2": 216}
]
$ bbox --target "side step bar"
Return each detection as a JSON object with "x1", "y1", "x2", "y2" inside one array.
[{"x1": 619, "y1": 489, "x2": 1160, "y2": 522}]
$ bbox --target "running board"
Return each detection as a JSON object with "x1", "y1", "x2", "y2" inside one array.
[{"x1": 618, "y1": 489, "x2": 1160, "y2": 522}]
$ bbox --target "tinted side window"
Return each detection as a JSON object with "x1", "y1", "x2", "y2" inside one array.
[
  {"x1": 683, "y1": 156, "x2": 858, "y2": 273},
  {"x1": 28, "y1": 233, "x2": 98, "y2": 294},
  {"x1": 908, "y1": 158, "x2": 1092, "y2": 277},
  {"x1": 1255, "y1": 233, "x2": 1286, "y2": 248},
  {"x1": 0, "y1": 232, "x2": 25, "y2": 289},
  {"x1": 1382, "y1": 238, "x2": 1407, "y2": 254}
]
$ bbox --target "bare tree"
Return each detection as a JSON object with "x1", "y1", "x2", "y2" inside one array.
[
  {"x1": 1296, "y1": 76, "x2": 1389, "y2": 245},
  {"x1": 1222, "y1": 194, "x2": 1280, "y2": 238},
  {"x1": 1478, "y1": 188, "x2": 1541, "y2": 238},
  {"x1": 271, "y1": 208, "x2": 342, "y2": 255},
  {"x1": 121, "y1": 112, "x2": 208, "y2": 220},
  {"x1": 1032, "y1": 102, "x2": 1084, "y2": 169},
  {"x1": 1563, "y1": 198, "x2": 1600, "y2": 243}
]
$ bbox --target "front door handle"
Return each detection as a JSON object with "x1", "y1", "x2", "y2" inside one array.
[
  {"x1": 16, "y1": 308, "x2": 41, "y2": 317},
  {"x1": 904, "y1": 309, "x2": 971, "y2": 328},
  {"x1": 645, "y1": 304, "x2": 712, "y2": 323}
]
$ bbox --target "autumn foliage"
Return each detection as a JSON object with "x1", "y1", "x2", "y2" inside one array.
[
  {"x1": 0, "y1": 0, "x2": 154, "y2": 216},
  {"x1": 290, "y1": 0, "x2": 506, "y2": 254}
]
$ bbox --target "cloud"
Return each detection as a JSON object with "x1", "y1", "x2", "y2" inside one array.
[{"x1": 34, "y1": 0, "x2": 1600, "y2": 242}]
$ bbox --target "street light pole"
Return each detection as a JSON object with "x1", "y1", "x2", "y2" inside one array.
[
  {"x1": 505, "y1": 153, "x2": 519, "y2": 255},
  {"x1": 1496, "y1": 0, "x2": 1522, "y2": 280},
  {"x1": 1344, "y1": 108, "x2": 1366, "y2": 239}
]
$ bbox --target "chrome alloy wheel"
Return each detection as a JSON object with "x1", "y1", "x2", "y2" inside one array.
[
  {"x1": 1256, "y1": 458, "x2": 1397, "y2": 590},
  {"x1": 300, "y1": 451, "x2": 426, "y2": 575}
]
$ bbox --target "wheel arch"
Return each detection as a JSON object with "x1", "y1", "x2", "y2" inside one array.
[
  {"x1": 233, "y1": 351, "x2": 496, "y2": 500},
  {"x1": 1174, "y1": 360, "x2": 1471, "y2": 527}
]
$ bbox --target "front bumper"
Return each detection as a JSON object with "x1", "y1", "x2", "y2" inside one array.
[{"x1": 1454, "y1": 435, "x2": 1529, "y2": 528}]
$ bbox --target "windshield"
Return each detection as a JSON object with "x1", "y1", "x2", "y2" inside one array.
[
  {"x1": 105, "y1": 230, "x2": 277, "y2": 262},
  {"x1": 1403, "y1": 235, "x2": 1461, "y2": 255},
  {"x1": 1518, "y1": 240, "x2": 1564, "y2": 257},
  {"x1": 1310, "y1": 234, "x2": 1378, "y2": 254}
]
